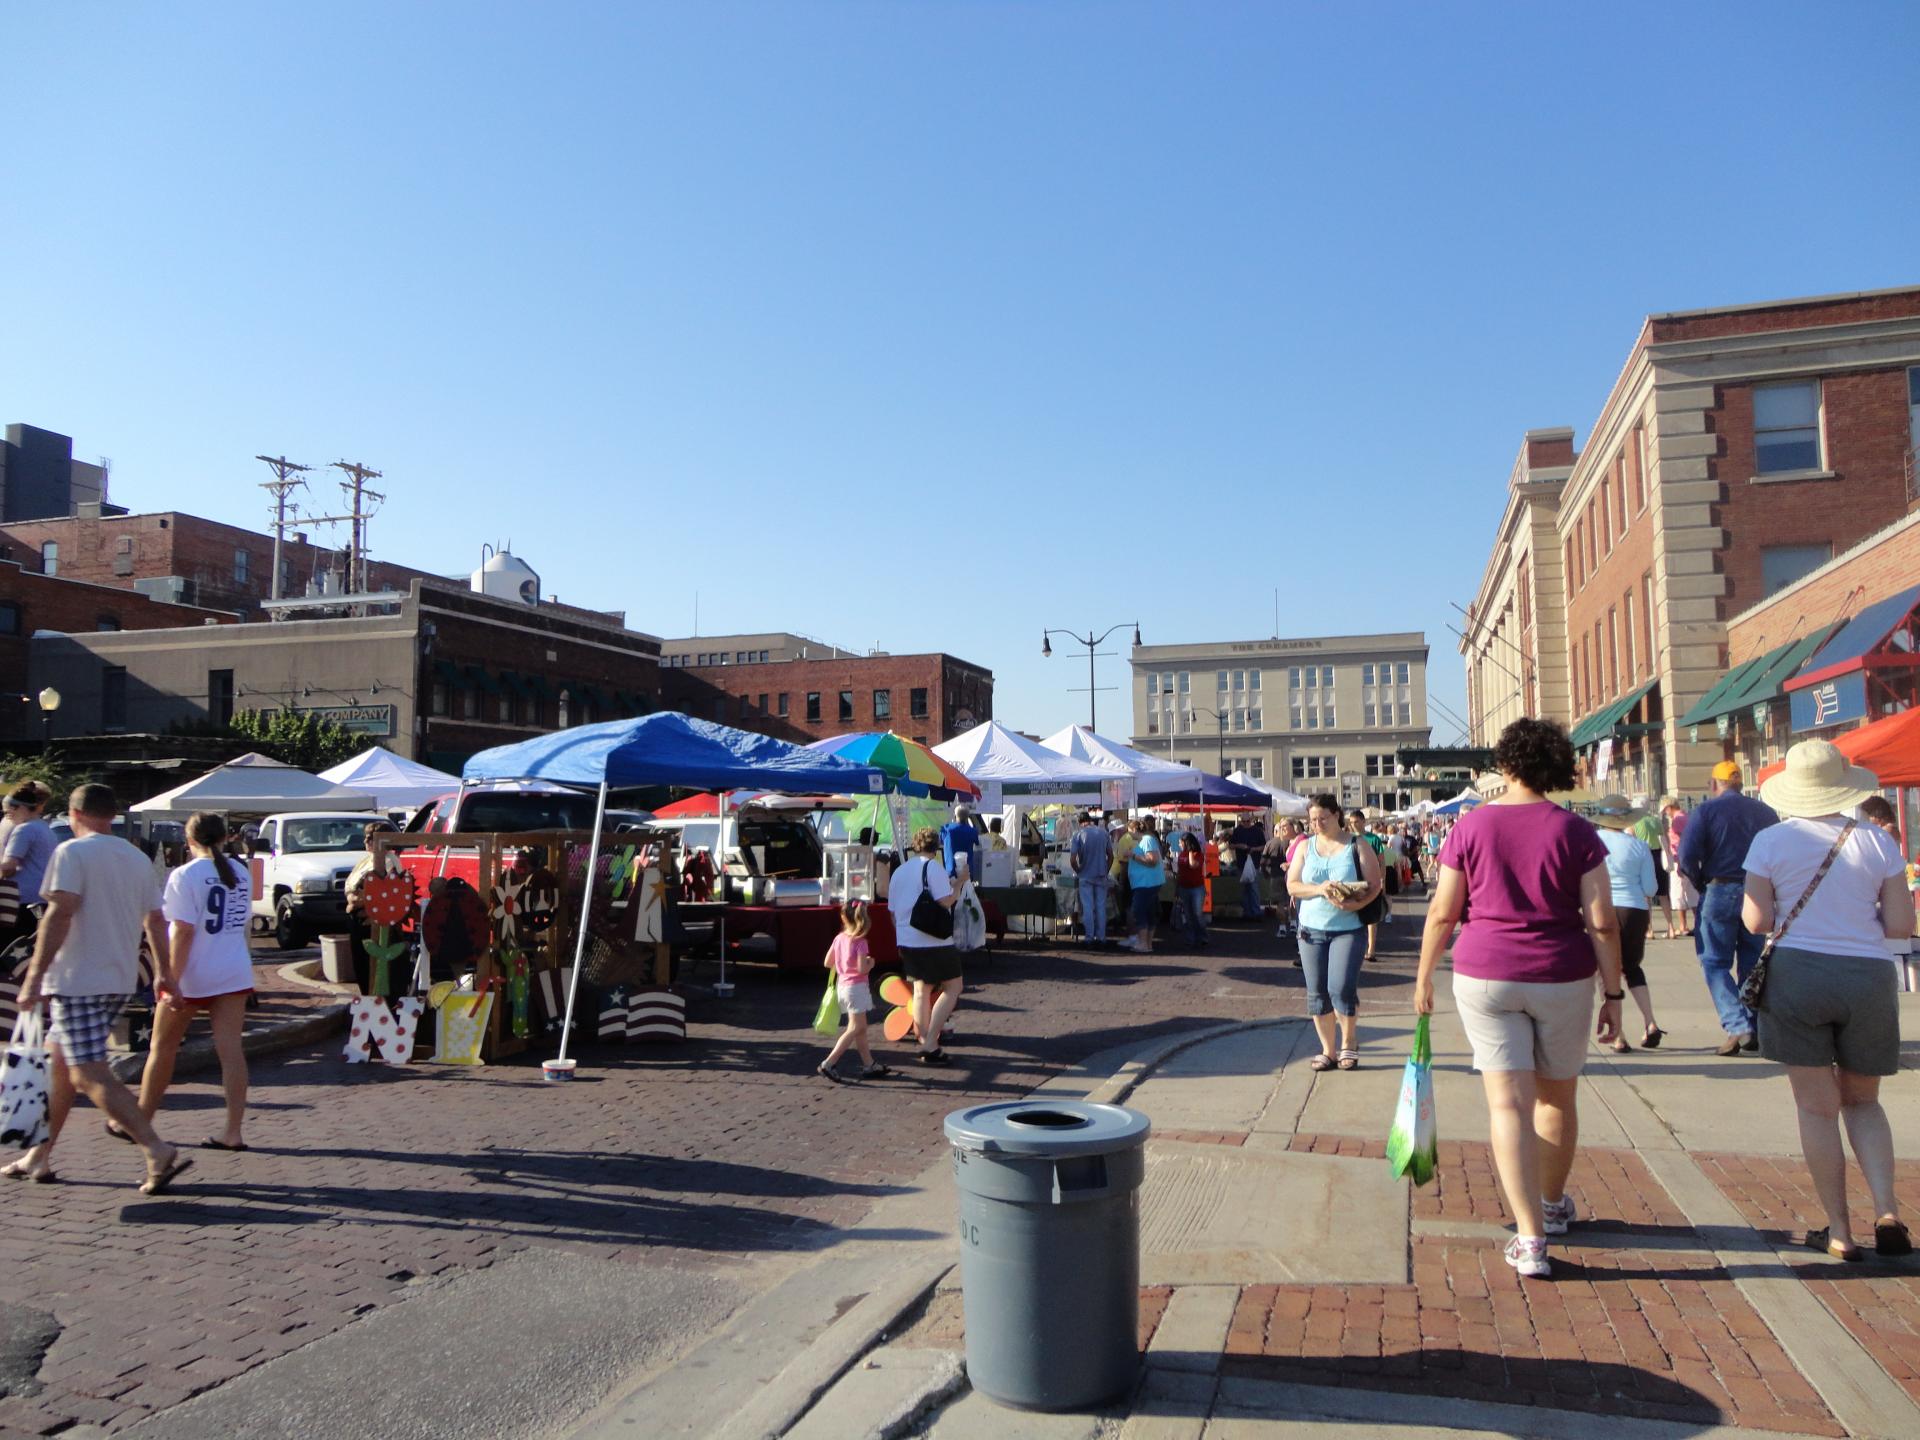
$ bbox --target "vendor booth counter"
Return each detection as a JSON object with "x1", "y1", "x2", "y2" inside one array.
[{"x1": 720, "y1": 885, "x2": 1062, "y2": 971}]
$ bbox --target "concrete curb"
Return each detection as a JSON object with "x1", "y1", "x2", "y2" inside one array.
[{"x1": 108, "y1": 1002, "x2": 351, "y2": 1083}]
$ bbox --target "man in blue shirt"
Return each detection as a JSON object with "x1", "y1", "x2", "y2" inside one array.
[
  {"x1": 940, "y1": 805, "x2": 980, "y2": 881},
  {"x1": 1069, "y1": 811, "x2": 1113, "y2": 946},
  {"x1": 1677, "y1": 761, "x2": 1778, "y2": 1054}
]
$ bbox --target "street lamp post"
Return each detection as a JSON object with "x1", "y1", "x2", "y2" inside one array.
[
  {"x1": 1192, "y1": 706, "x2": 1228, "y2": 777},
  {"x1": 1041, "y1": 622, "x2": 1141, "y2": 734},
  {"x1": 37, "y1": 687, "x2": 60, "y2": 751}
]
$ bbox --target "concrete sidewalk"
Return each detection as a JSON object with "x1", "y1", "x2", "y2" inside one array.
[{"x1": 783, "y1": 932, "x2": 1920, "y2": 1439}]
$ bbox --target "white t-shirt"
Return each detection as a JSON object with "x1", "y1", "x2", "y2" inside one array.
[
  {"x1": 1743, "y1": 817, "x2": 1907, "y2": 963},
  {"x1": 891, "y1": 856, "x2": 953, "y2": 948},
  {"x1": 42, "y1": 834, "x2": 164, "y2": 997},
  {"x1": 162, "y1": 856, "x2": 256, "y2": 998}
]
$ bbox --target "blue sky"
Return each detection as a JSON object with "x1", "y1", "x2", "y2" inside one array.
[{"x1": 5, "y1": 1, "x2": 1917, "y2": 745}]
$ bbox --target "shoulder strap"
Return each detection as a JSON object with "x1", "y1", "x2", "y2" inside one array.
[{"x1": 1768, "y1": 821, "x2": 1856, "y2": 947}]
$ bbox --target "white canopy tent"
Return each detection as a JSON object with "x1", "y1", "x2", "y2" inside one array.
[
  {"x1": 319, "y1": 747, "x2": 462, "y2": 812},
  {"x1": 1039, "y1": 725, "x2": 1205, "y2": 802},
  {"x1": 934, "y1": 722, "x2": 1113, "y2": 810},
  {"x1": 1225, "y1": 770, "x2": 1312, "y2": 817},
  {"x1": 131, "y1": 754, "x2": 379, "y2": 817}
]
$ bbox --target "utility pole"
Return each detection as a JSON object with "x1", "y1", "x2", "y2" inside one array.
[
  {"x1": 329, "y1": 460, "x2": 385, "y2": 597},
  {"x1": 255, "y1": 455, "x2": 314, "y2": 603}
]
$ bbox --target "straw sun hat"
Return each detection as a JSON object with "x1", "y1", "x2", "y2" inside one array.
[
  {"x1": 1757, "y1": 739, "x2": 1881, "y2": 819},
  {"x1": 1587, "y1": 794, "x2": 1646, "y2": 830}
]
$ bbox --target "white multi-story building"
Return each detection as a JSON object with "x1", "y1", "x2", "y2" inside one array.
[{"x1": 1128, "y1": 633, "x2": 1432, "y2": 810}]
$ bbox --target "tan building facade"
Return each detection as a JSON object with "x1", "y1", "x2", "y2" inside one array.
[{"x1": 1129, "y1": 633, "x2": 1432, "y2": 810}]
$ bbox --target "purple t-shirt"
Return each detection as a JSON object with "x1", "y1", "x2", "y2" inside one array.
[{"x1": 1438, "y1": 802, "x2": 1610, "y2": 984}]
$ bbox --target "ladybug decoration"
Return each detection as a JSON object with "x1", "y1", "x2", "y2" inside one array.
[{"x1": 420, "y1": 877, "x2": 490, "y2": 977}]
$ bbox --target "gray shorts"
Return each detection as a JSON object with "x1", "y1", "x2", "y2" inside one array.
[
  {"x1": 1757, "y1": 946, "x2": 1901, "y2": 1076},
  {"x1": 1453, "y1": 975, "x2": 1595, "y2": 1080}
]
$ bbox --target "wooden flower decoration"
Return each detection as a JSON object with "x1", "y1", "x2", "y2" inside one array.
[
  {"x1": 490, "y1": 872, "x2": 527, "y2": 942},
  {"x1": 364, "y1": 872, "x2": 417, "y2": 928}
]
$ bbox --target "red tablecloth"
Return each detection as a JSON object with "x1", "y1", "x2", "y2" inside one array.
[{"x1": 723, "y1": 902, "x2": 901, "y2": 971}]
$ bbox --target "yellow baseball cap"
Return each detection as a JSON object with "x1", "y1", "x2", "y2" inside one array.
[{"x1": 1711, "y1": 761, "x2": 1742, "y2": 782}]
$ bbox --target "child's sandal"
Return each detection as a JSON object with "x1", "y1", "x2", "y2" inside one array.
[
  {"x1": 816, "y1": 1064, "x2": 844, "y2": 1084},
  {"x1": 860, "y1": 1064, "x2": 896, "y2": 1080}
]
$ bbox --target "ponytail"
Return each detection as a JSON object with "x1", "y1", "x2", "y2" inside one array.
[{"x1": 188, "y1": 812, "x2": 239, "y2": 889}]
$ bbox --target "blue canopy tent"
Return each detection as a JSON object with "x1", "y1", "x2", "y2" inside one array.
[
  {"x1": 1434, "y1": 789, "x2": 1483, "y2": 815},
  {"x1": 463, "y1": 713, "x2": 886, "y2": 1061}
]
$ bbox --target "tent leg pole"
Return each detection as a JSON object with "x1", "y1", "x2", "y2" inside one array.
[
  {"x1": 714, "y1": 791, "x2": 733, "y2": 996},
  {"x1": 554, "y1": 779, "x2": 610, "y2": 1064}
]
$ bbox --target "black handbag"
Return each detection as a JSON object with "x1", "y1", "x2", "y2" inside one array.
[
  {"x1": 1348, "y1": 840, "x2": 1388, "y2": 927},
  {"x1": 908, "y1": 859, "x2": 955, "y2": 940}
]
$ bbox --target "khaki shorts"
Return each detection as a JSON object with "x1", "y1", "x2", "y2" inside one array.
[{"x1": 1453, "y1": 975, "x2": 1594, "y2": 1080}]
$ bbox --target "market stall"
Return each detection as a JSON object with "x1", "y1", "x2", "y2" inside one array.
[
  {"x1": 131, "y1": 752, "x2": 379, "y2": 817},
  {"x1": 319, "y1": 747, "x2": 462, "y2": 816},
  {"x1": 1757, "y1": 706, "x2": 1920, "y2": 849},
  {"x1": 1226, "y1": 770, "x2": 1313, "y2": 817},
  {"x1": 461, "y1": 713, "x2": 884, "y2": 1066}
]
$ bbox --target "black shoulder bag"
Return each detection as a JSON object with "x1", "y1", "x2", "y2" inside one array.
[
  {"x1": 908, "y1": 859, "x2": 955, "y2": 941},
  {"x1": 1348, "y1": 840, "x2": 1388, "y2": 927}
]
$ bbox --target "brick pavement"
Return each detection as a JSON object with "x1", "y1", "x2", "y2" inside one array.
[{"x1": 0, "y1": 915, "x2": 1368, "y2": 1437}]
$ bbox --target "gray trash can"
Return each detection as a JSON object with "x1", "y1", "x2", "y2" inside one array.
[{"x1": 943, "y1": 1099, "x2": 1152, "y2": 1411}]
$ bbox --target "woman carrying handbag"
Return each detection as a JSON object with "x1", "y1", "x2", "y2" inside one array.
[
  {"x1": 1742, "y1": 740, "x2": 1914, "y2": 1261},
  {"x1": 893, "y1": 827, "x2": 961, "y2": 1067}
]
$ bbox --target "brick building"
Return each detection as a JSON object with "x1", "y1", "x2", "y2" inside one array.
[
  {"x1": 1467, "y1": 285, "x2": 1920, "y2": 798},
  {"x1": 30, "y1": 577, "x2": 663, "y2": 772},
  {"x1": 661, "y1": 652, "x2": 993, "y2": 747},
  {"x1": 659, "y1": 631, "x2": 859, "y2": 669},
  {"x1": 0, "y1": 509, "x2": 446, "y2": 618},
  {"x1": 0, "y1": 560, "x2": 237, "y2": 745}
]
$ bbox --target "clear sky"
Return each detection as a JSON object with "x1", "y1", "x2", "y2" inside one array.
[{"x1": 5, "y1": 2, "x2": 1917, "y2": 746}]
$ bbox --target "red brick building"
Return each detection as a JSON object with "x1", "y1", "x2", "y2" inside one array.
[
  {"x1": 0, "y1": 510, "x2": 444, "y2": 618},
  {"x1": 662, "y1": 652, "x2": 993, "y2": 747},
  {"x1": 1469, "y1": 285, "x2": 1920, "y2": 798},
  {"x1": 0, "y1": 559, "x2": 237, "y2": 744}
]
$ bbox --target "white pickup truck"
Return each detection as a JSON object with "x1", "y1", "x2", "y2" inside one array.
[{"x1": 248, "y1": 812, "x2": 375, "y2": 950}]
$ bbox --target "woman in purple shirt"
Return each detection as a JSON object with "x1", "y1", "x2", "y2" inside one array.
[{"x1": 1415, "y1": 718, "x2": 1625, "y2": 1280}]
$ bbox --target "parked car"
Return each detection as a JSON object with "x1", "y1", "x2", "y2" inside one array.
[
  {"x1": 391, "y1": 787, "x2": 645, "y2": 895},
  {"x1": 650, "y1": 805, "x2": 832, "y2": 906},
  {"x1": 249, "y1": 812, "x2": 378, "y2": 949}
]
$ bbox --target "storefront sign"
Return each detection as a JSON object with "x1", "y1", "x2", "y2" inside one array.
[
  {"x1": 1688, "y1": 724, "x2": 1700, "y2": 745},
  {"x1": 1594, "y1": 738, "x2": 1613, "y2": 782},
  {"x1": 296, "y1": 704, "x2": 395, "y2": 736},
  {"x1": 1715, "y1": 715, "x2": 1730, "y2": 740},
  {"x1": 1751, "y1": 703, "x2": 1770, "y2": 734},
  {"x1": 1789, "y1": 673, "x2": 1867, "y2": 732},
  {"x1": 1340, "y1": 771, "x2": 1363, "y2": 807}
]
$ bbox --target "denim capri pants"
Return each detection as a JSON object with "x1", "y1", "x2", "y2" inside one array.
[{"x1": 1298, "y1": 926, "x2": 1363, "y2": 1016}]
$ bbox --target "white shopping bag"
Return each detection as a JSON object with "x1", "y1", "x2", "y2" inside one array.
[
  {"x1": 0, "y1": 1010, "x2": 51, "y2": 1151},
  {"x1": 952, "y1": 880, "x2": 988, "y2": 953}
]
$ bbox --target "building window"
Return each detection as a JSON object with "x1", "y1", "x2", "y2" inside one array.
[
  {"x1": 1564, "y1": 539, "x2": 1576, "y2": 600},
  {"x1": 557, "y1": 689, "x2": 573, "y2": 728},
  {"x1": 100, "y1": 666, "x2": 127, "y2": 729},
  {"x1": 873, "y1": 688, "x2": 891, "y2": 720},
  {"x1": 95, "y1": 615, "x2": 120, "y2": 632},
  {"x1": 1177, "y1": 671, "x2": 1190, "y2": 693},
  {"x1": 1754, "y1": 380, "x2": 1822, "y2": 474},
  {"x1": 1147, "y1": 673, "x2": 1159, "y2": 695},
  {"x1": 1289, "y1": 706, "x2": 1303, "y2": 729},
  {"x1": 1639, "y1": 571, "x2": 1655, "y2": 675},
  {"x1": 208, "y1": 669, "x2": 234, "y2": 727},
  {"x1": 1910, "y1": 367, "x2": 1920, "y2": 453},
  {"x1": 1320, "y1": 666, "x2": 1334, "y2": 688},
  {"x1": 499, "y1": 691, "x2": 514, "y2": 723},
  {"x1": 1607, "y1": 607, "x2": 1620, "y2": 696},
  {"x1": 740, "y1": 696, "x2": 754, "y2": 721},
  {"x1": 1613, "y1": 456, "x2": 1628, "y2": 535},
  {"x1": 1362, "y1": 663, "x2": 1375, "y2": 686},
  {"x1": 1761, "y1": 543, "x2": 1833, "y2": 595},
  {"x1": 1324, "y1": 708, "x2": 1336, "y2": 728},
  {"x1": 1288, "y1": 667, "x2": 1301, "y2": 689},
  {"x1": 1247, "y1": 758, "x2": 1263, "y2": 779},
  {"x1": 1585, "y1": 502, "x2": 1598, "y2": 570},
  {"x1": 1249, "y1": 710, "x2": 1262, "y2": 731},
  {"x1": 1306, "y1": 708, "x2": 1319, "y2": 729},
  {"x1": 0, "y1": 602, "x2": 16, "y2": 636},
  {"x1": 1398, "y1": 702, "x2": 1411, "y2": 726},
  {"x1": 909, "y1": 687, "x2": 928, "y2": 719},
  {"x1": 1217, "y1": 670, "x2": 1229, "y2": 692},
  {"x1": 777, "y1": 692, "x2": 789, "y2": 717},
  {"x1": 1363, "y1": 703, "x2": 1376, "y2": 727},
  {"x1": 234, "y1": 549, "x2": 250, "y2": 585},
  {"x1": 1598, "y1": 480, "x2": 1612, "y2": 553},
  {"x1": 1291, "y1": 754, "x2": 1337, "y2": 781},
  {"x1": 1623, "y1": 591, "x2": 1636, "y2": 679},
  {"x1": 462, "y1": 687, "x2": 480, "y2": 720},
  {"x1": 40, "y1": 542, "x2": 57, "y2": 577},
  {"x1": 836, "y1": 691, "x2": 854, "y2": 722},
  {"x1": 1395, "y1": 662, "x2": 1409, "y2": 685},
  {"x1": 806, "y1": 692, "x2": 822, "y2": 723}
]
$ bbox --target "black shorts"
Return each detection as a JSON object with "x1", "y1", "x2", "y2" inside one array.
[{"x1": 900, "y1": 945, "x2": 961, "y2": 985}]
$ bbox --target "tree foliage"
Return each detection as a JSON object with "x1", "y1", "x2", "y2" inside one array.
[
  {"x1": 229, "y1": 708, "x2": 364, "y2": 772},
  {"x1": 0, "y1": 753, "x2": 89, "y2": 801}
]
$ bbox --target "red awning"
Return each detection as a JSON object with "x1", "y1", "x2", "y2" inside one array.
[{"x1": 1756, "y1": 706, "x2": 1920, "y2": 788}]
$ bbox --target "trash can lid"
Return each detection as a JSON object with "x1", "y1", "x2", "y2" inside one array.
[{"x1": 944, "y1": 1100, "x2": 1151, "y2": 1157}]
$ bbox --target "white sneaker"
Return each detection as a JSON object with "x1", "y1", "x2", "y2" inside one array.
[
  {"x1": 1542, "y1": 1194, "x2": 1577, "y2": 1236},
  {"x1": 1505, "y1": 1236, "x2": 1551, "y2": 1278}
]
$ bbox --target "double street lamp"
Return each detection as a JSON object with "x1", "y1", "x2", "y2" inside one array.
[
  {"x1": 36, "y1": 687, "x2": 59, "y2": 750},
  {"x1": 1041, "y1": 622, "x2": 1141, "y2": 734}
]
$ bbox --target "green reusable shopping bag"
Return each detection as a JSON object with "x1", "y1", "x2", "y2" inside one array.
[
  {"x1": 812, "y1": 978, "x2": 841, "y2": 1036},
  {"x1": 1386, "y1": 1014, "x2": 1438, "y2": 1186}
]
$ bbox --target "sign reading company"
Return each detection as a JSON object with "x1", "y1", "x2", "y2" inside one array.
[
  {"x1": 296, "y1": 704, "x2": 396, "y2": 737},
  {"x1": 1788, "y1": 674, "x2": 1866, "y2": 733}
]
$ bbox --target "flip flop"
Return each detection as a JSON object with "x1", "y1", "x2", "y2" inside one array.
[
  {"x1": 201, "y1": 1139, "x2": 249, "y2": 1152},
  {"x1": 1805, "y1": 1227, "x2": 1863, "y2": 1263},
  {"x1": 29, "y1": 1169, "x2": 58, "y2": 1185},
  {"x1": 1642, "y1": 1027, "x2": 1664, "y2": 1049},
  {"x1": 104, "y1": 1122, "x2": 136, "y2": 1145},
  {"x1": 138, "y1": 1153, "x2": 194, "y2": 1196},
  {"x1": 859, "y1": 1064, "x2": 896, "y2": 1080},
  {"x1": 1876, "y1": 1220, "x2": 1913, "y2": 1257},
  {"x1": 815, "y1": 1064, "x2": 845, "y2": 1085}
]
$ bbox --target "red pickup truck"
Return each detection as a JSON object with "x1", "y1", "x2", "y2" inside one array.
[{"x1": 393, "y1": 788, "x2": 649, "y2": 892}]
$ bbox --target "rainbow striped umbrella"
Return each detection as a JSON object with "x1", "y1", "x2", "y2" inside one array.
[{"x1": 806, "y1": 731, "x2": 981, "y2": 800}]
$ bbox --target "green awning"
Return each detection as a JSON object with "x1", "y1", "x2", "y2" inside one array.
[
  {"x1": 498, "y1": 670, "x2": 536, "y2": 699},
  {"x1": 466, "y1": 665, "x2": 503, "y2": 694},
  {"x1": 1676, "y1": 622, "x2": 1843, "y2": 728},
  {"x1": 432, "y1": 659, "x2": 472, "y2": 689},
  {"x1": 523, "y1": 674, "x2": 554, "y2": 700},
  {"x1": 576, "y1": 683, "x2": 613, "y2": 711},
  {"x1": 615, "y1": 690, "x2": 650, "y2": 715},
  {"x1": 1571, "y1": 679, "x2": 1657, "y2": 749}
]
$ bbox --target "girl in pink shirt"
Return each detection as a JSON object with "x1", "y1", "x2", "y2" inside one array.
[{"x1": 818, "y1": 902, "x2": 894, "y2": 1081}]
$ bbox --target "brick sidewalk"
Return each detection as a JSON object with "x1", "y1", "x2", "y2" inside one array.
[{"x1": 0, "y1": 918, "x2": 1354, "y2": 1438}]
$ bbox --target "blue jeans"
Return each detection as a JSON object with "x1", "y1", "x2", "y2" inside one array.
[
  {"x1": 1175, "y1": 886, "x2": 1207, "y2": 945},
  {"x1": 1697, "y1": 881, "x2": 1764, "y2": 1035},
  {"x1": 1239, "y1": 872, "x2": 1265, "y2": 919},
  {"x1": 1078, "y1": 878, "x2": 1109, "y2": 942},
  {"x1": 1298, "y1": 926, "x2": 1364, "y2": 1017}
]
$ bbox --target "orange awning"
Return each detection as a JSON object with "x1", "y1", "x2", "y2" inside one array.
[{"x1": 1756, "y1": 706, "x2": 1920, "y2": 788}]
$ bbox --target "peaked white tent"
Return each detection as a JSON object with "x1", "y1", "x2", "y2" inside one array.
[
  {"x1": 1039, "y1": 724, "x2": 1226, "y2": 805},
  {"x1": 320, "y1": 747, "x2": 461, "y2": 812},
  {"x1": 131, "y1": 755, "x2": 378, "y2": 816},
  {"x1": 1226, "y1": 770, "x2": 1312, "y2": 817},
  {"x1": 933, "y1": 721, "x2": 1112, "y2": 810}
]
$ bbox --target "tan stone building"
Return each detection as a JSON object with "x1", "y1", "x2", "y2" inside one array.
[{"x1": 1128, "y1": 633, "x2": 1432, "y2": 810}]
